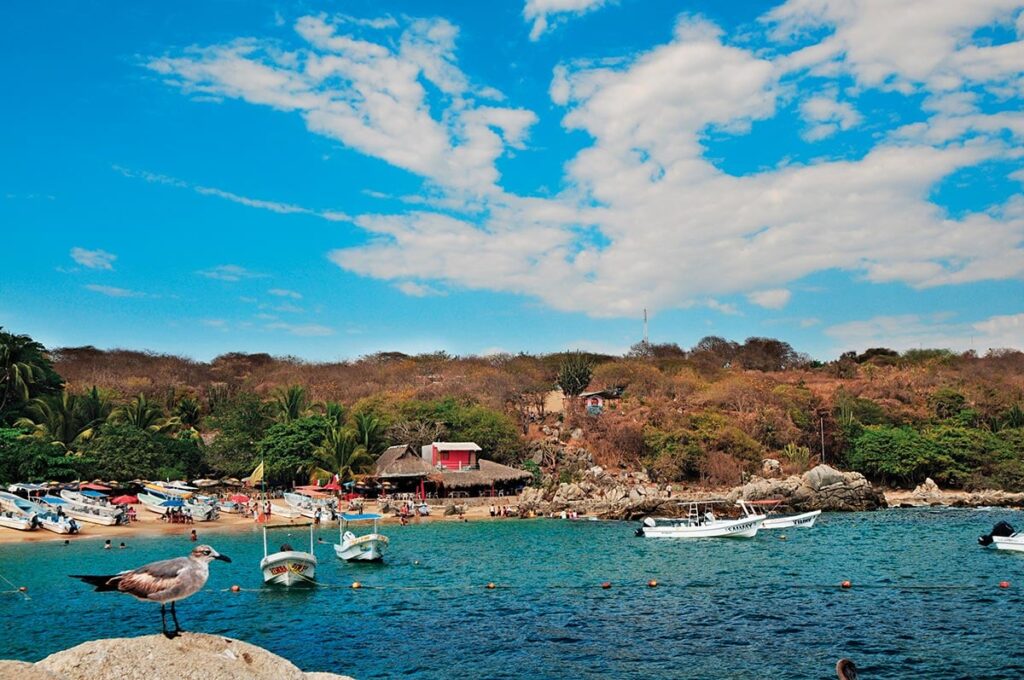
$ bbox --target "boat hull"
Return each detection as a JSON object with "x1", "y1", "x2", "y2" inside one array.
[
  {"x1": 992, "y1": 535, "x2": 1024, "y2": 553},
  {"x1": 40, "y1": 497, "x2": 121, "y2": 525},
  {"x1": 641, "y1": 516, "x2": 764, "y2": 538},
  {"x1": 335, "y1": 533, "x2": 389, "y2": 562},
  {"x1": 260, "y1": 551, "x2": 318, "y2": 585},
  {"x1": 761, "y1": 510, "x2": 821, "y2": 529},
  {"x1": 0, "y1": 513, "x2": 34, "y2": 531}
]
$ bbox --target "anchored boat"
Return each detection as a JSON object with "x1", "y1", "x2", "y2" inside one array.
[
  {"x1": 336, "y1": 513, "x2": 389, "y2": 562},
  {"x1": 260, "y1": 522, "x2": 318, "y2": 586},
  {"x1": 739, "y1": 499, "x2": 821, "y2": 529},
  {"x1": 636, "y1": 500, "x2": 765, "y2": 538},
  {"x1": 980, "y1": 521, "x2": 1024, "y2": 553}
]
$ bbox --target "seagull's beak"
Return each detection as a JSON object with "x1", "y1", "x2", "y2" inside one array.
[{"x1": 214, "y1": 553, "x2": 232, "y2": 563}]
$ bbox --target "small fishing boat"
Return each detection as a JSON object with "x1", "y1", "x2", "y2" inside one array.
[
  {"x1": 979, "y1": 521, "x2": 1024, "y2": 553},
  {"x1": 40, "y1": 495, "x2": 121, "y2": 526},
  {"x1": 283, "y1": 491, "x2": 335, "y2": 520},
  {"x1": 138, "y1": 490, "x2": 218, "y2": 522},
  {"x1": 270, "y1": 502, "x2": 302, "y2": 519},
  {"x1": 0, "y1": 491, "x2": 77, "y2": 534},
  {"x1": 335, "y1": 513, "x2": 389, "y2": 562},
  {"x1": 0, "y1": 509, "x2": 35, "y2": 531},
  {"x1": 636, "y1": 500, "x2": 765, "y2": 538},
  {"x1": 739, "y1": 499, "x2": 822, "y2": 529},
  {"x1": 260, "y1": 522, "x2": 318, "y2": 586}
]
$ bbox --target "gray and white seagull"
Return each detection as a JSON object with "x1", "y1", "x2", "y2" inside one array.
[{"x1": 71, "y1": 544, "x2": 231, "y2": 638}]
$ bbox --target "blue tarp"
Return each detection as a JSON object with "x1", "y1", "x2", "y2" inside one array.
[
  {"x1": 160, "y1": 499, "x2": 185, "y2": 507},
  {"x1": 342, "y1": 513, "x2": 382, "y2": 521},
  {"x1": 80, "y1": 490, "x2": 106, "y2": 498}
]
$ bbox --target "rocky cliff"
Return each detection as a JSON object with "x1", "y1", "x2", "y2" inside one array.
[
  {"x1": 519, "y1": 464, "x2": 887, "y2": 519},
  {"x1": 0, "y1": 633, "x2": 354, "y2": 680}
]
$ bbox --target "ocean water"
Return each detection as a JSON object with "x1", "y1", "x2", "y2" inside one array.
[{"x1": 1, "y1": 509, "x2": 1023, "y2": 679}]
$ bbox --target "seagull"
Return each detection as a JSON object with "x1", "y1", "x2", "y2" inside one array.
[
  {"x1": 70, "y1": 544, "x2": 231, "y2": 638},
  {"x1": 836, "y1": 659, "x2": 858, "y2": 680}
]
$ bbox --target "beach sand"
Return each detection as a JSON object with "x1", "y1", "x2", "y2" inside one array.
[{"x1": 0, "y1": 499, "x2": 510, "y2": 545}]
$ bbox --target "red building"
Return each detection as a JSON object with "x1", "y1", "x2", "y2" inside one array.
[{"x1": 421, "y1": 442, "x2": 482, "y2": 470}]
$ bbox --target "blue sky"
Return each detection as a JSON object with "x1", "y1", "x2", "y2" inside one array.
[{"x1": 2, "y1": 0, "x2": 1023, "y2": 361}]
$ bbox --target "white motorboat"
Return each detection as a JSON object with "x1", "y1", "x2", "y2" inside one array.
[
  {"x1": 138, "y1": 490, "x2": 218, "y2": 522},
  {"x1": 739, "y1": 500, "x2": 821, "y2": 529},
  {"x1": 260, "y1": 522, "x2": 318, "y2": 586},
  {"x1": 335, "y1": 513, "x2": 389, "y2": 562},
  {"x1": 40, "y1": 495, "x2": 121, "y2": 526},
  {"x1": 269, "y1": 502, "x2": 302, "y2": 519},
  {"x1": 0, "y1": 491, "x2": 78, "y2": 534},
  {"x1": 980, "y1": 521, "x2": 1024, "y2": 553},
  {"x1": 637, "y1": 500, "x2": 765, "y2": 538},
  {"x1": 283, "y1": 491, "x2": 335, "y2": 520},
  {"x1": 0, "y1": 509, "x2": 35, "y2": 531}
]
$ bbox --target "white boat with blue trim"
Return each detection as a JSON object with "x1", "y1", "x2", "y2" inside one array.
[{"x1": 336, "y1": 513, "x2": 389, "y2": 562}]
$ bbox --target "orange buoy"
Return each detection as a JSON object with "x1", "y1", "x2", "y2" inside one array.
[
  {"x1": 601, "y1": 581, "x2": 612, "y2": 589},
  {"x1": 230, "y1": 585, "x2": 241, "y2": 592},
  {"x1": 647, "y1": 580, "x2": 658, "y2": 588},
  {"x1": 351, "y1": 581, "x2": 362, "y2": 589},
  {"x1": 999, "y1": 580, "x2": 1010, "y2": 589},
  {"x1": 486, "y1": 582, "x2": 496, "y2": 590},
  {"x1": 840, "y1": 580, "x2": 852, "y2": 589}
]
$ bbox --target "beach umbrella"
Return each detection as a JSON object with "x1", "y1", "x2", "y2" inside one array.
[
  {"x1": 160, "y1": 499, "x2": 185, "y2": 508},
  {"x1": 230, "y1": 494, "x2": 250, "y2": 503},
  {"x1": 111, "y1": 495, "x2": 138, "y2": 505},
  {"x1": 322, "y1": 480, "x2": 342, "y2": 491},
  {"x1": 81, "y1": 482, "x2": 111, "y2": 492}
]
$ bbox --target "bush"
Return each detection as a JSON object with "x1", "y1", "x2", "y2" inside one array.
[{"x1": 847, "y1": 426, "x2": 947, "y2": 487}]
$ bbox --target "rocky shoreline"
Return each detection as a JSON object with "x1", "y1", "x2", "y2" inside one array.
[
  {"x1": 0, "y1": 633, "x2": 354, "y2": 680},
  {"x1": 885, "y1": 477, "x2": 1024, "y2": 509}
]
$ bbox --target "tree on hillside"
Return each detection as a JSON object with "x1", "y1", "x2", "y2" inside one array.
[
  {"x1": 309, "y1": 425, "x2": 374, "y2": 483},
  {"x1": 203, "y1": 393, "x2": 270, "y2": 477},
  {"x1": 322, "y1": 401, "x2": 346, "y2": 428},
  {"x1": 0, "y1": 427, "x2": 78, "y2": 484},
  {"x1": 77, "y1": 386, "x2": 113, "y2": 433},
  {"x1": 0, "y1": 328, "x2": 63, "y2": 424},
  {"x1": 272, "y1": 385, "x2": 309, "y2": 424},
  {"x1": 111, "y1": 394, "x2": 177, "y2": 434},
  {"x1": 175, "y1": 397, "x2": 202, "y2": 429},
  {"x1": 354, "y1": 412, "x2": 388, "y2": 456},
  {"x1": 557, "y1": 352, "x2": 593, "y2": 399},
  {"x1": 256, "y1": 416, "x2": 328, "y2": 484},
  {"x1": 15, "y1": 393, "x2": 93, "y2": 452}
]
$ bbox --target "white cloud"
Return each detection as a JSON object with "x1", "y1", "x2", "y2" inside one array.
[
  {"x1": 199, "y1": 264, "x2": 266, "y2": 282},
  {"x1": 268, "y1": 288, "x2": 302, "y2": 299},
  {"x1": 149, "y1": 14, "x2": 537, "y2": 196},
  {"x1": 825, "y1": 311, "x2": 1024, "y2": 354},
  {"x1": 747, "y1": 289, "x2": 792, "y2": 309},
  {"x1": 395, "y1": 281, "x2": 446, "y2": 297},
  {"x1": 706, "y1": 299, "x2": 741, "y2": 316},
  {"x1": 799, "y1": 90, "x2": 862, "y2": 140},
  {"x1": 265, "y1": 322, "x2": 334, "y2": 336},
  {"x1": 70, "y1": 247, "x2": 116, "y2": 271},
  {"x1": 523, "y1": 0, "x2": 610, "y2": 41},
  {"x1": 84, "y1": 284, "x2": 143, "y2": 298}
]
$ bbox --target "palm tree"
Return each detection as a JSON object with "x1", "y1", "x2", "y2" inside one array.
[
  {"x1": 15, "y1": 392, "x2": 91, "y2": 452},
  {"x1": 322, "y1": 401, "x2": 346, "y2": 428},
  {"x1": 272, "y1": 385, "x2": 309, "y2": 424},
  {"x1": 111, "y1": 394, "x2": 178, "y2": 434},
  {"x1": 354, "y1": 412, "x2": 388, "y2": 456},
  {"x1": 309, "y1": 425, "x2": 374, "y2": 483},
  {"x1": 0, "y1": 328, "x2": 62, "y2": 419},
  {"x1": 76, "y1": 386, "x2": 113, "y2": 435},
  {"x1": 175, "y1": 397, "x2": 202, "y2": 429}
]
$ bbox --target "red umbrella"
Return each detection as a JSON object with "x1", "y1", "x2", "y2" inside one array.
[
  {"x1": 321, "y1": 480, "x2": 342, "y2": 491},
  {"x1": 230, "y1": 494, "x2": 250, "y2": 503},
  {"x1": 111, "y1": 495, "x2": 138, "y2": 504},
  {"x1": 81, "y1": 482, "x2": 112, "y2": 492}
]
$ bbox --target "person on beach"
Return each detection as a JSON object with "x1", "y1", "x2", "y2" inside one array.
[
  {"x1": 190, "y1": 529, "x2": 197, "y2": 542},
  {"x1": 314, "y1": 509, "x2": 322, "y2": 525},
  {"x1": 104, "y1": 540, "x2": 111, "y2": 550}
]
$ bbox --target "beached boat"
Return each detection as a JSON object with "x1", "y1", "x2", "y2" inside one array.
[
  {"x1": 0, "y1": 506, "x2": 35, "y2": 531},
  {"x1": 40, "y1": 495, "x2": 121, "y2": 526},
  {"x1": 283, "y1": 491, "x2": 335, "y2": 520},
  {"x1": 137, "y1": 492, "x2": 218, "y2": 521},
  {"x1": 260, "y1": 522, "x2": 318, "y2": 586},
  {"x1": 980, "y1": 521, "x2": 1024, "y2": 553},
  {"x1": 335, "y1": 513, "x2": 389, "y2": 562},
  {"x1": 739, "y1": 500, "x2": 821, "y2": 529},
  {"x1": 0, "y1": 491, "x2": 77, "y2": 534},
  {"x1": 270, "y1": 502, "x2": 302, "y2": 519},
  {"x1": 636, "y1": 500, "x2": 765, "y2": 538}
]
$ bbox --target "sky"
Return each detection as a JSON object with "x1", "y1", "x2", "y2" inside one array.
[{"x1": 2, "y1": 0, "x2": 1023, "y2": 362}]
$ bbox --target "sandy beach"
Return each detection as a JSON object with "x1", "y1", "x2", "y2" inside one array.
[{"x1": 0, "y1": 498, "x2": 509, "y2": 545}]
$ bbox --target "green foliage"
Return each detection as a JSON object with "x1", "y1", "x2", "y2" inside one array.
[
  {"x1": 80, "y1": 423, "x2": 202, "y2": 481},
  {"x1": 175, "y1": 397, "x2": 202, "y2": 428},
  {"x1": 323, "y1": 401, "x2": 346, "y2": 428},
  {"x1": 0, "y1": 328, "x2": 63, "y2": 424},
  {"x1": 309, "y1": 425, "x2": 375, "y2": 483},
  {"x1": 557, "y1": 351, "x2": 593, "y2": 398},
  {"x1": 521, "y1": 459, "x2": 542, "y2": 487},
  {"x1": 0, "y1": 427, "x2": 78, "y2": 484},
  {"x1": 256, "y1": 416, "x2": 328, "y2": 484},
  {"x1": 782, "y1": 443, "x2": 811, "y2": 469},
  {"x1": 395, "y1": 398, "x2": 523, "y2": 464},
  {"x1": 929, "y1": 388, "x2": 966, "y2": 420},
  {"x1": 272, "y1": 385, "x2": 309, "y2": 424},
  {"x1": 901, "y1": 348, "x2": 956, "y2": 365},
  {"x1": 203, "y1": 393, "x2": 271, "y2": 477},
  {"x1": 353, "y1": 412, "x2": 388, "y2": 456},
  {"x1": 15, "y1": 393, "x2": 93, "y2": 452},
  {"x1": 847, "y1": 426, "x2": 947, "y2": 487},
  {"x1": 111, "y1": 394, "x2": 176, "y2": 433}
]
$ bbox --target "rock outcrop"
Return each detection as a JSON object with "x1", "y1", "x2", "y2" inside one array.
[
  {"x1": 2, "y1": 633, "x2": 354, "y2": 680},
  {"x1": 519, "y1": 463, "x2": 887, "y2": 518}
]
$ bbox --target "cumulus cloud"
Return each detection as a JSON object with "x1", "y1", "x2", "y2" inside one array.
[
  {"x1": 747, "y1": 289, "x2": 792, "y2": 309},
  {"x1": 523, "y1": 0, "x2": 610, "y2": 40},
  {"x1": 395, "y1": 281, "x2": 446, "y2": 297},
  {"x1": 799, "y1": 90, "x2": 862, "y2": 140},
  {"x1": 148, "y1": 14, "x2": 537, "y2": 196},
  {"x1": 84, "y1": 284, "x2": 143, "y2": 298},
  {"x1": 70, "y1": 247, "x2": 116, "y2": 270},
  {"x1": 826, "y1": 312, "x2": 1024, "y2": 354}
]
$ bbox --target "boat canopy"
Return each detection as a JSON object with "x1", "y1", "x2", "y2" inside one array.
[
  {"x1": 79, "y1": 489, "x2": 107, "y2": 499},
  {"x1": 342, "y1": 513, "x2": 382, "y2": 521},
  {"x1": 8, "y1": 483, "x2": 48, "y2": 493},
  {"x1": 80, "y1": 483, "x2": 111, "y2": 491},
  {"x1": 160, "y1": 499, "x2": 185, "y2": 507}
]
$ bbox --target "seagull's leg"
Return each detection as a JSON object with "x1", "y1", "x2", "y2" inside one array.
[
  {"x1": 160, "y1": 604, "x2": 173, "y2": 639},
  {"x1": 170, "y1": 601, "x2": 182, "y2": 635}
]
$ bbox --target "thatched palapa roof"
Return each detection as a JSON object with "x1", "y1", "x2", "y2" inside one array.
[
  {"x1": 375, "y1": 445, "x2": 435, "y2": 479},
  {"x1": 434, "y1": 459, "x2": 532, "y2": 490}
]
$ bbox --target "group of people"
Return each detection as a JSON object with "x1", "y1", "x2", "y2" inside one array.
[
  {"x1": 489, "y1": 503, "x2": 517, "y2": 518},
  {"x1": 161, "y1": 507, "x2": 194, "y2": 524}
]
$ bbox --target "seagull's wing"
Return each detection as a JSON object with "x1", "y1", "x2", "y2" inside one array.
[{"x1": 117, "y1": 557, "x2": 191, "y2": 601}]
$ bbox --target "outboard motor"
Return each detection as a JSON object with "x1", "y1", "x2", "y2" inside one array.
[{"x1": 979, "y1": 521, "x2": 1015, "y2": 546}]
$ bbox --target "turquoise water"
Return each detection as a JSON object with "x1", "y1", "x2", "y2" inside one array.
[{"x1": 2, "y1": 509, "x2": 1023, "y2": 679}]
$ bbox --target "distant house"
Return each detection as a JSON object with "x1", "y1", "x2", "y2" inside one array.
[
  {"x1": 579, "y1": 387, "x2": 623, "y2": 415},
  {"x1": 421, "y1": 442, "x2": 482, "y2": 471}
]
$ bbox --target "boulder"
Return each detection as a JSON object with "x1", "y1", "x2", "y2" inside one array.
[
  {"x1": 802, "y1": 464, "x2": 846, "y2": 491},
  {"x1": 18, "y1": 633, "x2": 354, "y2": 680},
  {"x1": 761, "y1": 458, "x2": 782, "y2": 477},
  {"x1": 733, "y1": 465, "x2": 886, "y2": 512}
]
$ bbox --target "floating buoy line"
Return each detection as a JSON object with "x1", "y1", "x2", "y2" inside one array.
[{"x1": 0, "y1": 571, "x2": 30, "y2": 600}]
